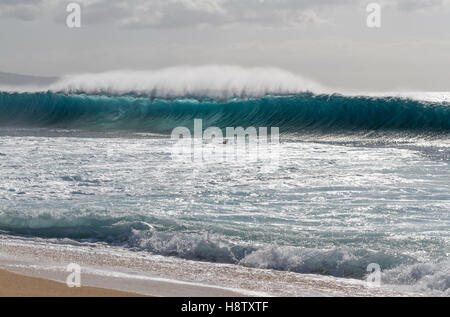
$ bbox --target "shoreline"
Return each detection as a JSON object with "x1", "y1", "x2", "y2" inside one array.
[
  {"x1": 0, "y1": 268, "x2": 144, "y2": 297},
  {"x1": 0, "y1": 235, "x2": 418, "y2": 297}
]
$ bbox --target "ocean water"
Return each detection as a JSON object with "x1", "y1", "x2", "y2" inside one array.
[{"x1": 0, "y1": 69, "x2": 449, "y2": 295}]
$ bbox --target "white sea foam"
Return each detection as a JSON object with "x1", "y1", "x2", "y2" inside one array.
[
  {"x1": 2, "y1": 66, "x2": 450, "y2": 103},
  {"x1": 47, "y1": 65, "x2": 325, "y2": 98},
  {"x1": 343, "y1": 91, "x2": 450, "y2": 103},
  {"x1": 382, "y1": 261, "x2": 450, "y2": 296}
]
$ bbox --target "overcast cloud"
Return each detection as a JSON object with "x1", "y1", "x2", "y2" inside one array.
[
  {"x1": 1, "y1": 0, "x2": 450, "y2": 91},
  {"x1": 1, "y1": 0, "x2": 449, "y2": 26}
]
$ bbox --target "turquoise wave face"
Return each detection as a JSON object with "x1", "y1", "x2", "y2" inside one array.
[{"x1": 0, "y1": 92, "x2": 449, "y2": 135}]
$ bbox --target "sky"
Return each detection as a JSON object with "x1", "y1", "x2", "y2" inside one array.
[{"x1": 1, "y1": 0, "x2": 450, "y2": 91}]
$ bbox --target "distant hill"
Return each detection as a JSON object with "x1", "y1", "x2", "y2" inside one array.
[{"x1": 0, "y1": 71, "x2": 58, "y2": 86}]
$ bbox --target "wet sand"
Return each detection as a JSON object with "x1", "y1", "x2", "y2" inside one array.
[{"x1": 0, "y1": 269, "x2": 145, "y2": 297}]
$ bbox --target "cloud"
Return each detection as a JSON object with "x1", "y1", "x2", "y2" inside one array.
[
  {"x1": 0, "y1": 0, "x2": 44, "y2": 21},
  {"x1": 2, "y1": 0, "x2": 450, "y2": 27},
  {"x1": 394, "y1": 0, "x2": 445, "y2": 11},
  {"x1": 379, "y1": 0, "x2": 450, "y2": 12},
  {"x1": 0, "y1": 0, "x2": 346, "y2": 27}
]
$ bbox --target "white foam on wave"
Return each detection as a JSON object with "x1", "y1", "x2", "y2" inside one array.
[
  {"x1": 382, "y1": 260, "x2": 450, "y2": 296},
  {"x1": 2, "y1": 65, "x2": 450, "y2": 103},
  {"x1": 49, "y1": 65, "x2": 326, "y2": 98},
  {"x1": 342, "y1": 91, "x2": 450, "y2": 103},
  {"x1": 0, "y1": 65, "x2": 325, "y2": 97}
]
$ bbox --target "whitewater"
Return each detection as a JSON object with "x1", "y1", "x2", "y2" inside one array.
[{"x1": 0, "y1": 66, "x2": 449, "y2": 296}]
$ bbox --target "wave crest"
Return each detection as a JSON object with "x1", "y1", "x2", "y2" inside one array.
[
  {"x1": 48, "y1": 66, "x2": 325, "y2": 98},
  {"x1": 0, "y1": 91, "x2": 449, "y2": 135}
]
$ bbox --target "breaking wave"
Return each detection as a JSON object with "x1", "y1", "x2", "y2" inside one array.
[
  {"x1": 0, "y1": 91, "x2": 449, "y2": 136},
  {"x1": 0, "y1": 211, "x2": 448, "y2": 295},
  {"x1": 1, "y1": 66, "x2": 449, "y2": 136}
]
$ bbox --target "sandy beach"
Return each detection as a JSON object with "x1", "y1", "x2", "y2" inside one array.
[{"x1": 0, "y1": 269, "x2": 144, "y2": 297}]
